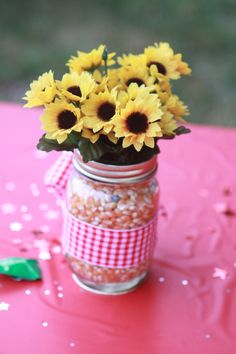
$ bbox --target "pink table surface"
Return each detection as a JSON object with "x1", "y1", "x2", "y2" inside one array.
[{"x1": 0, "y1": 102, "x2": 236, "y2": 354}]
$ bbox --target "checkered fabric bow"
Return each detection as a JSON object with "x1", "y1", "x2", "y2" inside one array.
[{"x1": 45, "y1": 152, "x2": 157, "y2": 268}]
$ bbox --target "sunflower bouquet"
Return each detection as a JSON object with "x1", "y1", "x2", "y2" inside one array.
[{"x1": 24, "y1": 43, "x2": 191, "y2": 165}]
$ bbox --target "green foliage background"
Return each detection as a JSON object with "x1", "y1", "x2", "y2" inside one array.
[{"x1": 1, "y1": 0, "x2": 236, "y2": 126}]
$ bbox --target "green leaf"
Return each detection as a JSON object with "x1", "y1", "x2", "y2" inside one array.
[
  {"x1": 78, "y1": 137, "x2": 109, "y2": 162},
  {"x1": 174, "y1": 126, "x2": 191, "y2": 135},
  {"x1": 37, "y1": 132, "x2": 81, "y2": 152},
  {"x1": 96, "y1": 138, "x2": 160, "y2": 165}
]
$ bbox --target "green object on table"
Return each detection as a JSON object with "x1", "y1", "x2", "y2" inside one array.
[{"x1": 0, "y1": 257, "x2": 42, "y2": 280}]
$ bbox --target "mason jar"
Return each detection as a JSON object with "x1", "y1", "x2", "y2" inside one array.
[{"x1": 63, "y1": 150, "x2": 159, "y2": 295}]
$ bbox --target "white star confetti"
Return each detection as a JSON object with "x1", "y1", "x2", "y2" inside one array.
[
  {"x1": 42, "y1": 321, "x2": 48, "y2": 327},
  {"x1": 39, "y1": 250, "x2": 51, "y2": 261},
  {"x1": 0, "y1": 302, "x2": 10, "y2": 311},
  {"x1": 22, "y1": 213, "x2": 33, "y2": 222},
  {"x1": 56, "y1": 199, "x2": 62, "y2": 207},
  {"x1": 44, "y1": 210, "x2": 60, "y2": 220},
  {"x1": 34, "y1": 238, "x2": 51, "y2": 260},
  {"x1": 205, "y1": 333, "x2": 211, "y2": 340},
  {"x1": 181, "y1": 280, "x2": 189, "y2": 286},
  {"x1": 52, "y1": 245, "x2": 61, "y2": 254},
  {"x1": 20, "y1": 205, "x2": 28, "y2": 213},
  {"x1": 39, "y1": 203, "x2": 49, "y2": 211},
  {"x1": 44, "y1": 289, "x2": 51, "y2": 296},
  {"x1": 69, "y1": 342, "x2": 75, "y2": 347},
  {"x1": 158, "y1": 277, "x2": 165, "y2": 283},
  {"x1": 12, "y1": 238, "x2": 22, "y2": 245},
  {"x1": 213, "y1": 203, "x2": 227, "y2": 213},
  {"x1": 1, "y1": 203, "x2": 17, "y2": 214},
  {"x1": 29, "y1": 183, "x2": 40, "y2": 197},
  {"x1": 25, "y1": 289, "x2": 32, "y2": 295},
  {"x1": 5, "y1": 182, "x2": 16, "y2": 191},
  {"x1": 213, "y1": 267, "x2": 228, "y2": 280},
  {"x1": 10, "y1": 222, "x2": 23, "y2": 232},
  {"x1": 32, "y1": 189, "x2": 40, "y2": 197},
  {"x1": 58, "y1": 293, "x2": 63, "y2": 298},
  {"x1": 34, "y1": 239, "x2": 49, "y2": 249}
]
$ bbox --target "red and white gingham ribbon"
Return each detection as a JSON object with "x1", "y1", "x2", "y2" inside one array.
[
  {"x1": 45, "y1": 152, "x2": 158, "y2": 268},
  {"x1": 44, "y1": 151, "x2": 73, "y2": 198}
]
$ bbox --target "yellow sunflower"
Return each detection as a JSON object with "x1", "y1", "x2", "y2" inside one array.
[
  {"x1": 104, "y1": 130, "x2": 118, "y2": 144},
  {"x1": 144, "y1": 43, "x2": 180, "y2": 80},
  {"x1": 118, "y1": 83, "x2": 156, "y2": 108},
  {"x1": 118, "y1": 65, "x2": 155, "y2": 90},
  {"x1": 174, "y1": 54, "x2": 192, "y2": 76},
  {"x1": 23, "y1": 70, "x2": 57, "y2": 107},
  {"x1": 106, "y1": 68, "x2": 121, "y2": 90},
  {"x1": 159, "y1": 111, "x2": 178, "y2": 136},
  {"x1": 40, "y1": 100, "x2": 82, "y2": 143},
  {"x1": 82, "y1": 128, "x2": 101, "y2": 143},
  {"x1": 67, "y1": 45, "x2": 116, "y2": 74},
  {"x1": 149, "y1": 64, "x2": 170, "y2": 86},
  {"x1": 92, "y1": 69, "x2": 115, "y2": 92},
  {"x1": 57, "y1": 71, "x2": 96, "y2": 102},
  {"x1": 117, "y1": 53, "x2": 146, "y2": 67},
  {"x1": 113, "y1": 97, "x2": 163, "y2": 151},
  {"x1": 82, "y1": 89, "x2": 119, "y2": 134},
  {"x1": 165, "y1": 95, "x2": 189, "y2": 122},
  {"x1": 148, "y1": 66, "x2": 172, "y2": 99},
  {"x1": 81, "y1": 127, "x2": 118, "y2": 145},
  {"x1": 93, "y1": 69, "x2": 105, "y2": 84}
]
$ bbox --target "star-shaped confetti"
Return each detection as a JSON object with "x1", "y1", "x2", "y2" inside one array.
[
  {"x1": 39, "y1": 250, "x2": 51, "y2": 261},
  {"x1": 1, "y1": 203, "x2": 17, "y2": 214},
  {"x1": 213, "y1": 203, "x2": 228, "y2": 213},
  {"x1": 0, "y1": 302, "x2": 10, "y2": 311},
  {"x1": 22, "y1": 213, "x2": 33, "y2": 221},
  {"x1": 39, "y1": 203, "x2": 49, "y2": 211},
  {"x1": 44, "y1": 210, "x2": 60, "y2": 220},
  {"x1": 5, "y1": 182, "x2": 16, "y2": 191},
  {"x1": 213, "y1": 267, "x2": 228, "y2": 280},
  {"x1": 9, "y1": 222, "x2": 23, "y2": 232}
]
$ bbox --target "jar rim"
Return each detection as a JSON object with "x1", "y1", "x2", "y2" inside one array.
[{"x1": 73, "y1": 150, "x2": 157, "y2": 184}]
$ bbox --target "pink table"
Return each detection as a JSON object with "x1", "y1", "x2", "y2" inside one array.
[{"x1": 0, "y1": 103, "x2": 236, "y2": 354}]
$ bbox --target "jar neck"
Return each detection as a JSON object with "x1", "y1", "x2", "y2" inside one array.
[{"x1": 73, "y1": 150, "x2": 158, "y2": 184}]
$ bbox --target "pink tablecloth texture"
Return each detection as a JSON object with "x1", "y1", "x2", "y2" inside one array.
[{"x1": 0, "y1": 102, "x2": 236, "y2": 354}]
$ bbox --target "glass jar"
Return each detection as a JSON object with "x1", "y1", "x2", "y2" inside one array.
[{"x1": 63, "y1": 150, "x2": 159, "y2": 294}]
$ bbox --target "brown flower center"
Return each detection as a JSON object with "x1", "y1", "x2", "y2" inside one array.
[
  {"x1": 57, "y1": 110, "x2": 77, "y2": 129},
  {"x1": 126, "y1": 112, "x2": 149, "y2": 134},
  {"x1": 97, "y1": 102, "x2": 116, "y2": 121},
  {"x1": 126, "y1": 78, "x2": 145, "y2": 86},
  {"x1": 148, "y1": 61, "x2": 167, "y2": 75},
  {"x1": 67, "y1": 86, "x2": 82, "y2": 97}
]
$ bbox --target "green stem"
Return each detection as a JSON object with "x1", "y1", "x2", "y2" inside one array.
[{"x1": 102, "y1": 46, "x2": 108, "y2": 76}]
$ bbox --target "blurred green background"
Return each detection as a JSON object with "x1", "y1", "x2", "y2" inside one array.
[{"x1": 1, "y1": 0, "x2": 236, "y2": 126}]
